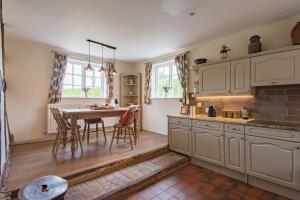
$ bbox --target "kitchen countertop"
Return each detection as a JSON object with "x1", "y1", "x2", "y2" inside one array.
[{"x1": 167, "y1": 114, "x2": 300, "y2": 132}]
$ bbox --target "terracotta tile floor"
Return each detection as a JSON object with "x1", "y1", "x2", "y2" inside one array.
[
  {"x1": 128, "y1": 164, "x2": 290, "y2": 200},
  {"x1": 64, "y1": 152, "x2": 186, "y2": 199}
]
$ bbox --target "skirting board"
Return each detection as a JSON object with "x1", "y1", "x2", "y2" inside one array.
[{"x1": 191, "y1": 158, "x2": 300, "y2": 200}]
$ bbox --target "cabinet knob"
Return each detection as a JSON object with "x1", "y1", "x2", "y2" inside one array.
[
  {"x1": 296, "y1": 147, "x2": 300, "y2": 150},
  {"x1": 241, "y1": 137, "x2": 244, "y2": 140}
]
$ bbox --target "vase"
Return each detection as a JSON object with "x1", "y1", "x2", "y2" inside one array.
[{"x1": 248, "y1": 35, "x2": 262, "y2": 54}]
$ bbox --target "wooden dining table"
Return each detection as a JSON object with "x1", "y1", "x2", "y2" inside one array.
[{"x1": 62, "y1": 107, "x2": 129, "y2": 156}]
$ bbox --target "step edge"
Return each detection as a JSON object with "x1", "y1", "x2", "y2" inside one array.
[{"x1": 93, "y1": 156, "x2": 190, "y2": 200}]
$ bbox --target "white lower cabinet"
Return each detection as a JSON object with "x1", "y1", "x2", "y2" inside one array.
[
  {"x1": 225, "y1": 132, "x2": 245, "y2": 173},
  {"x1": 192, "y1": 128, "x2": 224, "y2": 166},
  {"x1": 169, "y1": 124, "x2": 191, "y2": 156},
  {"x1": 246, "y1": 135, "x2": 300, "y2": 190}
]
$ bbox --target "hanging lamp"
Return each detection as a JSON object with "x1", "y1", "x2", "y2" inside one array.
[
  {"x1": 84, "y1": 41, "x2": 94, "y2": 71},
  {"x1": 98, "y1": 45, "x2": 105, "y2": 73},
  {"x1": 110, "y1": 48, "x2": 118, "y2": 76}
]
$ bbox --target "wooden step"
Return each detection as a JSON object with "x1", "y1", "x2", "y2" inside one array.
[
  {"x1": 64, "y1": 151, "x2": 189, "y2": 200},
  {"x1": 9, "y1": 146, "x2": 169, "y2": 199}
]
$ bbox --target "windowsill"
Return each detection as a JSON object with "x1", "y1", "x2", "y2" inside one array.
[
  {"x1": 151, "y1": 97, "x2": 181, "y2": 100},
  {"x1": 61, "y1": 97, "x2": 106, "y2": 100}
]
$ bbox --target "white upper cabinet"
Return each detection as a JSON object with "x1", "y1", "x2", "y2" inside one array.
[
  {"x1": 231, "y1": 59, "x2": 250, "y2": 94},
  {"x1": 198, "y1": 62, "x2": 231, "y2": 95},
  {"x1": 251, "y1": 49, "x2": 300, "y2": 86}
]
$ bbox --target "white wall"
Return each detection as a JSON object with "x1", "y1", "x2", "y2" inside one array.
[
  {"x1": 5, "y1": 35, "x2": 133, "y2": 142},
  {"x1": 134, "y1": 14, "x2": 300, "y2": 135}
]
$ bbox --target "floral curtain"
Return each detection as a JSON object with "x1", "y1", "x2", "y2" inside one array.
[
  {"x1": 144, "y1": 62, "x2": 152, "y2": 104},
  {"x1": 105, "y1": 63, "x2": 114, "y2": 103},
  {"x1": 175, "y1": 52, "x2": 189, "y2": 105},
  {"x1": 48, "y1": 52, "x2": 68, "y2": 104}
]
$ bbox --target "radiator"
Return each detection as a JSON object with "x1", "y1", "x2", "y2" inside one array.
[{"x1": 47, "y1": 104, "x2": 119, "y2": 134}]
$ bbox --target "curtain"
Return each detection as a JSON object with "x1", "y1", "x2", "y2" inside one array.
[
  {"x1": 105, "y1": 63, "x2": 114, "y2": 103},
  {"x1": 143, "y1": 62, "x2": 152, "y2": 104},
  {"x1": 175, "y1": 53, "x2": 189, "y2": 105},
  {"x1": 48, "y1": 52, "x2": 68, "y2": 104}
]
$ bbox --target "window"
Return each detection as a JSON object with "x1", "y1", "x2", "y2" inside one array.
[
  {"x1": 62, "y1": 59, "x2": 106, "y2": 98},
  {"x1": 151, "y1": 60, "x2": 183, "y2": 98}
]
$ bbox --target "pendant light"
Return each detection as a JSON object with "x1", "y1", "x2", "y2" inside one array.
[
  {"x1": 98, "y1": 45, "x2": 105, "y2": 73},
  {"x1": 110, "y1": 49, "x2": 118, "y2": 76},
  {"x1": 85, "y1": 41, "x2": 94, "y2": 72}
]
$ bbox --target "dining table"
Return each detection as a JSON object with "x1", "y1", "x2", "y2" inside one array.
[{"x1": 62, "y1": 107, "x2": 129, "y2": 156}]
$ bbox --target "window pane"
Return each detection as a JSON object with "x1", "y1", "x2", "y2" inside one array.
[
  {"x1": 87, "y1": 87, "x2": 101, "y2": 97},
  {"x1": 95, "y1": 77, "x2": 101, "y2": 86},
  {"x1": 66, "y1": 64, "x2": 72, "y2": 74},
  {"x1": 62, "y1": 85, "x2": 72, "y2": 97},
  {"x1": 85, "y1": 70, "x2": 93, "y2": 77},
  {"x1": 95, "y1": 71, "x2": 102, "y2": 78},
  {"x1": 64, "y1": 74, "x2": 72, "y2": 85},
  {"x1": 73, "y1": 64, "x2": 82, "y2": 75},
  {"x1": 73, "y1": 75, "x2": 82, "y2": 86},
  {"x1": 172, "y1": 78, "x2": 182, "y2": 97},
  {"x1": 86, "y1": 76, "x2": 93, "y2": 87}
]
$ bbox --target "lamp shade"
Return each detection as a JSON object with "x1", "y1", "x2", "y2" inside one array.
[{"x1": 85, "y1": 63, "x2": 94, "y2": 72}]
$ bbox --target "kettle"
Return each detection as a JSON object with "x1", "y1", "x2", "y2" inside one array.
[{"x1": 241, "y1": 107, "x2": 250, "y2": 119}]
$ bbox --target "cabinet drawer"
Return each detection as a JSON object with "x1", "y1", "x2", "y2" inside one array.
[
  {"x1": 245, "y1": 126, "x2": 300, "y2": 142},
  {"x1": 192, "y1": 120, "x2": 223, "y2": 131},
  {"x1": 225, "y1": 124, "x2": 244, "y2": 134},
  {"x1": 169, "y1": 117, "x2": 190, "y2": 126}
]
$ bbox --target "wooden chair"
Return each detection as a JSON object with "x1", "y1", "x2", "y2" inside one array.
[
  {"x1": 109, "y1": 107, "x2": 138, "y2": 150},
  {"x1": 50, "y1": 108, "x2": 83, "y2": 154},
  {"x1": 82, "y1": 118, "x2": 107, "y2": 144}
]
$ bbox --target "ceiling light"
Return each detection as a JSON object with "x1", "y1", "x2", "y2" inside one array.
[{"x1": 84, "y1": 41, "x2": 94, "y2": 72}]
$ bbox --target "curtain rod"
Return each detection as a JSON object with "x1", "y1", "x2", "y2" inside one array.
[
  {"x1": 87, "y1": 39, "x2": 117, "y2": 50},
  {"x1": 146, "y1": 50, "x2": 190, "y2": 64}
]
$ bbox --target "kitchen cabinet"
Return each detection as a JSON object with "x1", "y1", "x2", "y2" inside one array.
[
  {"x1": 251, "y1": 49, "x2": 300, "y2": 86},
  {"x1": 168, "y1": 123, "x2": 191, "y2": 156},
  {"x1": 231, "y1": 58, "x2": 251, "y2": 94},
  {"x1": 192, "y1": 127, "x2": 225, "y2": 166},
  {"x1": 198, "y1": 62, "x2": 231, "y2": 95},
  {"x1": 246, "y1": 135, "x2": 300, "y2": 190},
  {"x1": 225, "y1": 132, "x2": 245, "y2": 173}
]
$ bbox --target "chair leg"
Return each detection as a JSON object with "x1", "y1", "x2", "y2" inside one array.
[
  {"x1": 102, "y1": 121, "x2": 107, "y2": 143},
  {"x1": 52, "y1": 130, "x2": 60, "y2": 153},
  {"x1": 123, "y1": 128, "x2": 126, "y2": 142},
  {"x1": 62, "y1": 130, "x2": 68, "y2": 148},
  {"x1": 87, "y1": 124, "x2": 90, "y2": 144},
  {"x1": 96, "y1": 123, "x2": 99, "y2": 140},
  {"x1": 132, "y1": 128, "x2": 137, "y2": 145},
  {"x1": 110, "y1": 127, "x2": 117, "y2": 150},
  {"x1": 128, "y1": 128, "x2": 133, "y2": 150},
  {"x1": 55, "y1": 132, "x2": 63, "y2": 154},
  {"x1": 82, "y1": 124, "x2": 86, "y2": 141},
  {"x1": 117, "y1": 128, "x2": 120, "y2": 144},
  {"x1": 76, "y1": 128, "x2": 83, "y2": 152}
]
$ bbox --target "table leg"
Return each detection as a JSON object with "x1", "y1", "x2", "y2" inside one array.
[{"x1": 70, "y1": 116, "x2": 77, "y2": 156}]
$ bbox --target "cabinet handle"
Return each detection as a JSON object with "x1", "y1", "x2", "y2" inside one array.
[{"x1": 271, "y1": 81, "x2": 277, "y2": 84}]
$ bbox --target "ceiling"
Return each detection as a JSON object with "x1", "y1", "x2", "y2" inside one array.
[{"x1": 3, "y1": 0, "x2": 300, "y2": 62}]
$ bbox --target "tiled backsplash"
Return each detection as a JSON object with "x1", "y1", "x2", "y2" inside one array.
[{"x1": 190, "y1": 84, "x2": 300, "y2": 123}]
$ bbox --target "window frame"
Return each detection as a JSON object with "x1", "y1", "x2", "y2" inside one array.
[
  {"x1": 151, "y1": 60, "x2": 182, "y2": 99},
  {"x1": 62, "y1": 59, "x2": 106, "y2": 99}
]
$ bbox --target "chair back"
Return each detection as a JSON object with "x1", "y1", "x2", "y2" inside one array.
[
  {"x1": 127, "y1": 106, "x2": 140, "y2": 126},
  {"x1": 50, "y1": 108, "x2": 68, "y2": 130}
]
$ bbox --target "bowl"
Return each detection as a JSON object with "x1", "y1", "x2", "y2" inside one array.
[{"x1": 194, "y1": 58, "x2": 207, "y2": 65}]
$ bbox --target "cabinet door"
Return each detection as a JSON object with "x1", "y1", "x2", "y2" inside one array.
[
  {"x1": 231, "y1": 59, "x2": 250, "y2": 94},
  {"x1": 169, "y1": 124, "x2": 191, "y2": 156},
  {"x1": 198, "y1": 62, "x2": 230, "y2": 95},
  {"x1": 192, "y1": 128, "x2": 224, "y2": 166},
  {"x1": 225, "y1": 132, "x2": 245, "y2": 173},
  {"x1": 246, "y1": 135, "x2": 300, "y2": 189},
  {"x1": 251, "y1": 49, "x2": 300, "y2": 86}
]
